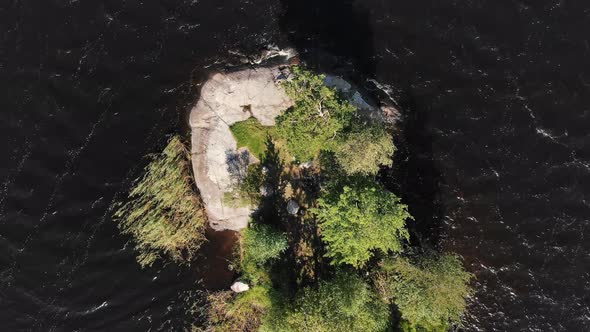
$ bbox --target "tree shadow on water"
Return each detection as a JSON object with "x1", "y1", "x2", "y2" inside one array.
[
  {"x1": 279, "y1": 0, "x2": 375, "y2": 79},
  {"x1": 380, "y1": 93, "x2": 445, "y2": 250},
  {"x1": 279, "y1": 2, "x2": 445, "y2": 249}
]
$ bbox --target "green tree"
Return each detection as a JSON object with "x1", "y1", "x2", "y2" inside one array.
[
  {"x1": 241, "y1": 223, "x2": 288, "y2": 282},
  {"x1": 262, "y1": 272, "x2": 390, "y2": 332},
  {"x1": 276, "y1": 66, "x2": 356, "y2": 161},
  {"x1": 314, "y1": 183, "x2": 412, "y2": 268},
  {"x1": 335, "y1": 123, "x2": 395, "y2": 175},
  {"x1": 373, "y1": 254, "x2": 473, "y2": 330}
]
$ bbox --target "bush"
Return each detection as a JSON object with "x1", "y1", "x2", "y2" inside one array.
[
  {"x1": 241, "y1": 223, "x2": 288, "y2": 282},
  {"x1": 112, "y1": 136, "x2": 206, "y2": 267},
  {"x1": 262, "y1": 272, "x2": 390, "y2": 332},
  {"x1": 314, "y1": 182, "x2": 412, "y2": 268},
  {"x1": 239, "y1": 164, "x2": 264, "y2": 204},
  {"x1": 373, "y1": 254, "x2": 473, "y2": 330},
  {"x1": 207, "y1": 286, "x2": 273, "y2": 332},
  {"x1": 335, "y1": 123, "x2": 395, "y2": 175},
  {"x1": 223, "y1": 164, "x2": 264, "y2": 208},
  {"x1": 276, "y1": 66, "x2": 356, "y2": 161}
]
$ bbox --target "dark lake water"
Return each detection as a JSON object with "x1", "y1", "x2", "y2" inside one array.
[{"x1": 1, "y1": 0, "x2": 589, "y2": 331}]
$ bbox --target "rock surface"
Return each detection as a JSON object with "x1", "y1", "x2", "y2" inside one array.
[
  {"x1": 230, "y1": 281, "x2": 250, "y2": 293},
  {"x1": 190, "y1": 67, "x2": 293, "y2": 231},
  {"x1": 287, "y1": 199, "x2": 300, "y2": 215},
  {"x1": 324, "y1": 75, "x2": 399, "y2": 124}
]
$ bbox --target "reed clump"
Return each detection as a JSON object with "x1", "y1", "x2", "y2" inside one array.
[{"x1": 113, "y1": 135, "x2": 206, "y2": 268}]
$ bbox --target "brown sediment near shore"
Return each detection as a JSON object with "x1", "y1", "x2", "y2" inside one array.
[{"x1": 196, "y1": 226, "x2": 239, "y2": 290}]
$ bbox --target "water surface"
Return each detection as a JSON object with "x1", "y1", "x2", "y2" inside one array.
[{"x1": 1, "y1": 0, "x2": 589, "y2": 330}]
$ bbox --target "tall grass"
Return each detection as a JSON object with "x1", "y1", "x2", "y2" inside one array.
[{"x1": 113, "y1": 135, "x2": 206, "y2": 268}]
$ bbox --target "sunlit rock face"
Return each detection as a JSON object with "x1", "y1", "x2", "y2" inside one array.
[{"x1": 190, "y1": 66, "x2": 293, "y2": 231}]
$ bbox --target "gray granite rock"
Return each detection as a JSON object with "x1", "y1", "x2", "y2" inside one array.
[
  {"x1": 190, "y1": 67, "x2": 293, "y2": 231},
  {"x1": 287, "y1": 199, "x2": 300, "y2": 215}
]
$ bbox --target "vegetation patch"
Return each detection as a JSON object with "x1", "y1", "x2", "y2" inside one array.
[
  {"x1": 263, "y1": 272, "x2": 391, "y2": 332},
  {"x1": 192, "y1": 67, "x2": 474, "y2": 331},
  {"x1": 335, "y1": 122, "x2": 395, "y2": 175},
  {"x1": 276, "y1": 66, "x2": 356, "y2": 162},
  {"x1": 112, "y1": 135, "x2": 206, "y2": 268},
  {"x1": 240, "y1": 223, "x2": 288, "y2": 283},
  {"x1": 314, "y1": 182, "x2": 412, "y2": 268},
  {"x1": 373, "y1": 254, "x2": 474, "y2": 331},
  {"x1": 230, "y1": 117, "x2": 275, "y2": 159},
  {"x1": 207, "y1": 286, "x2": 273, "y2": 332},
  {"x1": 109, "y1": 68, "x2": 473, "y2": 332}
]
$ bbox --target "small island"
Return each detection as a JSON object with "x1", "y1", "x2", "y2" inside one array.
[{"x1": 112, "y1": 64, "x2": 473, "y2": 332}]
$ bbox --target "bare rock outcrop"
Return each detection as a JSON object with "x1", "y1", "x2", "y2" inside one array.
[
  {"x1": 324, "y1": 75, "x2": 399, "y2": 124},
  {"x1": 190, "y1": 67, "x2": 293, "y2": 231}
]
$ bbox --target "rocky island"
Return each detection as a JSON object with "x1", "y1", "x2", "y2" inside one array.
[
  {"x1": 112, "y1": 63, "x2": 473, "y2": 332},
  {"x1": 189, "y1": 65, "x2": 393, "y2": 231}
]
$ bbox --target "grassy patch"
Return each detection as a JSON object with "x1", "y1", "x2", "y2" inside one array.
[
  {"x1": 207, "y1": 286, "x2": 273, "y2": 332},
  {"x1": 112, "y1": 135, "x2": 206, "y2": 268},
  {"x1": 230, "y1": 117, "x2": 275, "y2": 158}
]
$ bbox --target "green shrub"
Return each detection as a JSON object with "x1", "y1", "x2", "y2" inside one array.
[
  {"x1": 399, "y1": 319, "x2": 448, "y2": 332},
  {"x1": 373, "y1": 254, "x2": 473, "y2": 330},
  {"x1": 207, "y1": 285, "x2": 273, "y2": 332},
  {"x1": 223, "y1": 163, "x2": 264, "y2": 208},
  {"x1": 335, "y1": 123, "x2": 395, "y2": 175},
  {"x1": 239, "y1": 164, "x2": 264, "y2": 204},
  {"x1": 262, "y1": 272, "x2": 390, "y2": 332},
  {"x1": 314, "y1": 182, "x2": 412, "y2": 268},
  {"x1": 112, "y1": 136, "x2": 206, "y2": 267},
  {"x1": 276, "y1": 66, "x2": 356, "y2": 162},
  {"x1": 241, "y1": 223, "x2": 288, "y2": 282}
]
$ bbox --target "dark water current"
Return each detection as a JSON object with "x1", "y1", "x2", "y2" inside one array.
[{"x1": 1, "y1": 0, "x2": 589, "y2": 331}]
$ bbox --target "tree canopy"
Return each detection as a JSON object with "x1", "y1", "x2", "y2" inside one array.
[
  {"x1": 335, "y1": 123, "x2": 395, "y2": 175},
  {"x1": 314, "y1": 183, "x2": 412, "y2": 268},
  {"x1": 241, "y1": 223, "x2": 288, "y2": 283},
  {"x1": 242, "y1": 223, "x2": 288, "y2": 267},
  {"x1": 263, "y1": 272, "x2": 390, "y2": 332},
  {"x1": 373, "y1": 254, "x2": 474, "y2": 330},
  {"x1": 276, "y1": 66, "x2": 356, "y2": 162}
]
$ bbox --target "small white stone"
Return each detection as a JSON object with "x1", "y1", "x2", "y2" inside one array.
[
  {"x1": 230, "y1": 281, "x2": 250, "y2": 293},
  {"x1": 300, "y1": 160, "x2": 313, "y2": 169}
]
